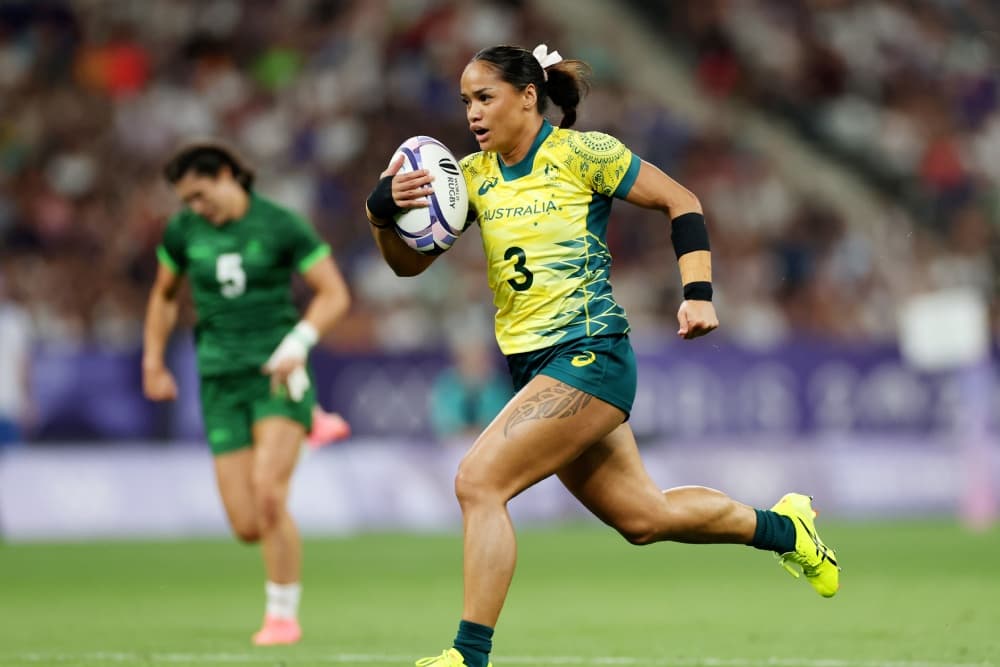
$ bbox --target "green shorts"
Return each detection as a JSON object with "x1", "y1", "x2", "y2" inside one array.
[
  {"x1": 505, "y1": 333, "x2": 637, "y2": 417},
  {"x1": 198, "y1": 369, "x2": 315, "y2": 455}
]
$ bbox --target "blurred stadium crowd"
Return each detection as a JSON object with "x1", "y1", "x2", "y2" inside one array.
[
  {"x1": 635, "y1": 0, "x2": 997, "y2": 335},
  {"x1": 0, "y1": 0, "x2": 996, "y2": 356}
]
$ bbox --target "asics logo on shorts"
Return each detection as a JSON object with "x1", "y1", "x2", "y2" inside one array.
[
  {"x1": 571, "y1": 351, "x2": 596, "y2": 367},
  {"x1": 209, "y1": 428, "x2": 230, "y2": 443}
]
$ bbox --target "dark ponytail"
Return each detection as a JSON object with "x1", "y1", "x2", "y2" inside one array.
[
  {"x1": 472, "y1": 45, "x2": 591, "y2": 128},
  {"x1": 543, "y1": 60, "x2": 591, "y2": 129},
  {"x1": 163, "y1": 140, "x2": 256, "y2": 191}
]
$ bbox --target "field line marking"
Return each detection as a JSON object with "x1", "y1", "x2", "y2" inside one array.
[{"x1": 9, "y1": 653, "x2": 997, "y2": 667}]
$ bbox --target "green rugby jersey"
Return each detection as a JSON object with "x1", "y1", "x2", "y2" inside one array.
[
  {"x1": 460, "y1": 121, "x2": 640, "y2": 355},
  {"x1": 157, "y1": 193, "x2": 330, "y2": 377}
]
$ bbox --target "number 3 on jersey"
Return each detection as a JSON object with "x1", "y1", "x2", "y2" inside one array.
[
  {"x1": 505, "y1": 246, "x2": 533, "y2": 291},
  {"x1": 216, "y1": 253, "x2": 246, "y2": 298}
]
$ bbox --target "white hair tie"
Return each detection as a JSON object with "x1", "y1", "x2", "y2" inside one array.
[{"x1": 532, "y1": 43, "x2": 563, "y2": 81}]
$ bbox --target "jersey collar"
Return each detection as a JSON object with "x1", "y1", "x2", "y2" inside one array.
[{"x1": 496, "y1": 120, "x2": 553, "y2": 182}]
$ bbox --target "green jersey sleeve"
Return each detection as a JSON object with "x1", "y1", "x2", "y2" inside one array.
[
  {"x1": 284, "y1": 211, "x2": 330, "y2": 273},
  {"x1": 157, "y1": 212, "x2": 188, "y2": 274}
]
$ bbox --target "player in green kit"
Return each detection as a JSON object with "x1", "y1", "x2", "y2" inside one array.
[
  {"x1": 143, "y1": 141, "x2": 351, "y2": 645},
  {"x1": 365, "y1": 45, "x2": 841, "y2": 667}
]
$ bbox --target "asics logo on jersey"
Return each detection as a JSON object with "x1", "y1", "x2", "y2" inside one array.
[
  {"x1": 189, "y1": 244, "x2": 213, "y2": 260},
  {"x1": 571, "y1": 351, "x2": 596, "y2": 367},
  {"x1": 478, "y1": 176, "x2": 499, "y2": 195}
]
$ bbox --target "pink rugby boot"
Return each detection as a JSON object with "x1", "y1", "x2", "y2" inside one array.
[
  {"x1": 252, "y1": 614, "x2": 302, "y2": 646},
  {"x1": 307, "y1": 408, "x2": 351, "y2": 450}
]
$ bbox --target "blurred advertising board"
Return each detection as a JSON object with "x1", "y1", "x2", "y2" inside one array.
[{"x1": 23, "y1": 336, "x2": 997, "y2": 443}]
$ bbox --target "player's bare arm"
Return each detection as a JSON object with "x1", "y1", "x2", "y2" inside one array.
[
  {"x1": 368, "y1": 223, "x2": 438, "y2": 277},
  {"x1": 300, "y1": 256, "x2": 351, "y2": 336},
  {"x1": 624, "y1": 159, "x2": 701, "y2": 217},
  {"x1": 142, "y1": 262, "x2": 185, "y2": 401},
  {"x1": 624, "y1": 160, "x2": 718, "y2": 339},
  {"x1": 264, "y1": 257, "x2": 351, "y2": 388}
]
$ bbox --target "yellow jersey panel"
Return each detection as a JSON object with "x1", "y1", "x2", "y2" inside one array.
[{"x1": 460, "y1": 122, "x2": 641, "y2": 355}]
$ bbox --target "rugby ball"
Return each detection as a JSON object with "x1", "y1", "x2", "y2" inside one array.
[{"x1": 391, "y1": 136, "x2": 469, "y2": 254}]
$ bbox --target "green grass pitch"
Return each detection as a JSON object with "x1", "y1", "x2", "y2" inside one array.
[{"x1": 1, "y1": 520, "x2": 997, "y2": 666}]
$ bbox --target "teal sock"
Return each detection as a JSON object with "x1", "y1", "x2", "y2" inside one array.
[
  {"x1": 453, "y1": 619, "x2": 493, "y2": 667},
  {"x1": 750, "y1": 509, "x2": 796, "y2": 554}
]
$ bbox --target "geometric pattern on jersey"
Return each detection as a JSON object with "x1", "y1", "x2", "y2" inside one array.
[
  {"x1": 461, "y1": 121, "x2": 640, "y2": 355},
  {"x1": 540, "y1": 233, "x2": 629, "y2": 341},
  {"x1": 157, "y1": 193, "x2": 329, "y2": 376}
]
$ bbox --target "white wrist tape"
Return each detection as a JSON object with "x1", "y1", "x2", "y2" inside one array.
[
  {"x1": 265, "y1": 322, "x2": 318, "y2": 369},
  {"x1": 289, "y1": 321, "x2": 319, "y2": 348},
  {"x1": 264, "y1": 321, "x2": 319, "y2": 402}
]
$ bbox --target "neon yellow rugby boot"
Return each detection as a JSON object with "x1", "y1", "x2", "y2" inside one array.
[
  {"x1": 415, "y1": 648, "x2": 491, "y2": 667},
  {"x1": 770, "y1": 492, "x2": 840, "y2": 597}
]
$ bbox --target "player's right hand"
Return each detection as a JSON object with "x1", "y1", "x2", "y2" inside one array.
[
  {"x1": 383, "y1": 153, "x2": 433, "y2": 210},
  {"x1": 143, "y1": 365, "x2": 178, "y2": 401},
  {"x1": 676, "y1": 299, "x2": 719, "y2": 340}
]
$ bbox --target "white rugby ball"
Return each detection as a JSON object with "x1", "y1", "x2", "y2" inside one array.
[{"x1": 391, "y1": 136, "x2": 469, "y2": 255}]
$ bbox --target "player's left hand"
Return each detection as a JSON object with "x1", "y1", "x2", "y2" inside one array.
[
  {"x1": 677, "y1": 300, "x2": 719, "y2": 340},
  {"x1": 263, "y1": 322, "x2": 318, "y2": 401},
  {"x1": 264, "y1": 355, "x2": 309, "y2": 400}
]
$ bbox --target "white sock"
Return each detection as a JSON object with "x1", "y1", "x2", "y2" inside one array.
[{"x1": 265, "y1": 581, "x2": 301, "y2": 620}]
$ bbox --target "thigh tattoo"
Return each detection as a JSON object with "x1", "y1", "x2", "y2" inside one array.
[{"x1": 504, "y1": 381, "x2": 593, "y2": 436}]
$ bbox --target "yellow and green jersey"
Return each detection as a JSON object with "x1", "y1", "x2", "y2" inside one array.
[
  {"x1": 157, "y1": 193, "x2": 330, "y2": 377},
  {"x1": 460, "y1": 121, "x2": 641, "y2": 355}
]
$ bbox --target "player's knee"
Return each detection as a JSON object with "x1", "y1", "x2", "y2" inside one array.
[
  {"x1": 231, "y1": 518, "x2": 261, "y2": 543},
  {"x1": 252, "y1": 481, "x2": 285, "y2": 532},
  {"x1": 615, "y1": 516, "x2": 660, "y2": 546},
  {"x1": 454, "y1": 460, "x2": 504, "y2": 509},
  {"x1": 257, "y1": 496, "x2": 282, "y2": 531},
  {"x1": 453, "y1": 466, "x2": 485, "y2": 508}
]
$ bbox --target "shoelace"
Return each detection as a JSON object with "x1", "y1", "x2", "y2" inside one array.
[{"x1": 780, "y1": 544, "x2": 838, "y2": 578}]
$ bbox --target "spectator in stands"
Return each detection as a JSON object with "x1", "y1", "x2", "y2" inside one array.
[{"x1": 0, "y1": 273, "x2": 34, "y2": 446}]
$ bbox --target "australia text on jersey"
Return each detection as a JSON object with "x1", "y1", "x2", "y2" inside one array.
[{"x1": 481, "y1": 200, "x2": 558, "y2": 222}]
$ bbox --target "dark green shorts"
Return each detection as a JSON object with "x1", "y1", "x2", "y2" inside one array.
[
  {"x1": 505, "y1": 333, "x2": 637, "y2": 417},
  {"x1": 198, "y1": 369, "x2": 315, "y2": 455}
]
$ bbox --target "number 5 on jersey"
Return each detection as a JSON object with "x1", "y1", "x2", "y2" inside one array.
[{"x1": 217, "y1": 253, "x2": 246, "y2": 298}]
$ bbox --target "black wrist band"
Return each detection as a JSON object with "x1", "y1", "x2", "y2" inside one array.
[
  {"x1": 670, "y1": 212, "x2": 710, "y2": 258},
  {"x1": 367, "y1": 206, "x2": 392, "y2": 229},
  {"x1": 366, "y1": 175, "x2": 401, "y2": 222},
  {"x1": 683, "y1": 281, "x2": 713, "y2": 301}
]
